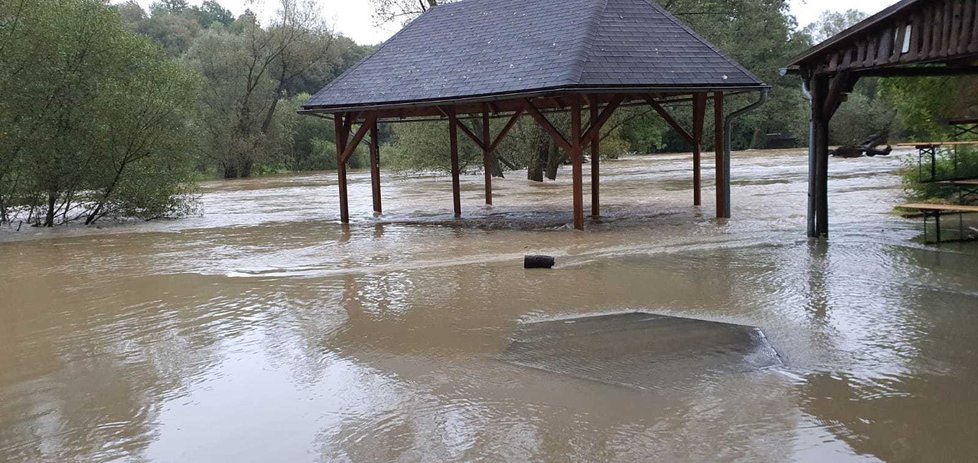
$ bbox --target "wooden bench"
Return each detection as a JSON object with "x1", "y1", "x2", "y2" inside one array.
[
  {"x1": 895, "y1": 142, "x2": 978, "y2": 183},
  {"x1": 899, "y1": 203, "x2": 978, "y2": 244}
]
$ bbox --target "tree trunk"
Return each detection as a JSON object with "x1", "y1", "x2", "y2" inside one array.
[
  {"x1": 44, "y1": 192, "x2": 57, "y2": 227},
  {"x1": 241, "y1": 159, "x2": 254, "y2": 178},
  {"x1": 223, "y1": 163, "x2": 239, "y2": 179},
  {"x1": 527, "y1": 139, "x2": 549, "y2": 182},
  {"x1": 545, "y1": 144, "x2": 564, "y2": 181},
  {"x1": 492, "y1": 158, "x2": 504, "y2": 178}
]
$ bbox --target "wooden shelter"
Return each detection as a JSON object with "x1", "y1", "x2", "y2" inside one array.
[
  {"x1": 301, "y1": 0, "x2": 768, "y2": 230},
  {"x1": 785, "y1": 0, "x2": 978, "y2": 238}
]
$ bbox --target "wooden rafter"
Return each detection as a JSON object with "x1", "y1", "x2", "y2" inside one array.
[
  {"x1": 438, "y1": 107, "x2": 486, "y2": 149},
  {"x1": 487, "y1": 106, "x2": 525, "y2": 153},
  {"x1": 341, "y1": 114, "x2": 377, "y2": 163},
  {"x1": 525, "y1": 99, "x2": 572, "y2": 151},
  {"x1": 646, "y1": 96, "x2": 695, "y2": 145},
  {"x1": 580, "y1": 96, "x2": 624, "y2": 147},
  {"x1": 798, "y1": 0, "x2": 978, "y2": 76}
]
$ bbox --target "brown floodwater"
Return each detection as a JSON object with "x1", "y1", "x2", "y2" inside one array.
[{"x1": 1, "y1": 149, "x2": 977, "y2": 462}]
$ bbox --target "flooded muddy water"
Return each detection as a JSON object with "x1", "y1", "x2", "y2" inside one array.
[{"x1": 2, "y1": 149, "x2": 977, "y2": 462}]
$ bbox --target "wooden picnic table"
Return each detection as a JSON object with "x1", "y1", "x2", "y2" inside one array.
[
  {"x1": 936, "y1": 179, "x2": 978, "y2": 186},
  {"x1": 895, "y1": 141, "x2": 978, "y2": 148},
  {"x1": 899, "y1": 203, "x2": 978, "y2": 244},
  {"x1": 896, "y1": 142, "x2": 978, "y2": 183}
]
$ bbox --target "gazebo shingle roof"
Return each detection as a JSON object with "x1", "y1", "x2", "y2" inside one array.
[{"x1": 303, "y1": 0, "x2": 765, "y2": 113}]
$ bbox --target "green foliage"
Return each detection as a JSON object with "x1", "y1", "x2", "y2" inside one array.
[
  {"x1": 385, "y1": 121, "x2": 475, "y2": 173},
  {"x1": 802, "y1": 10, "x2": 868, "y2": 43},
  {"x1": 830, "y1": 82, "x2": 902, "y2": 146},
  {"x1": 0, "y1": 0, "x2": 201, "y2": 226},
  {"x1": 879, "y1": 77, "x2": 978, "y2": 141},
  {"x1": 901, "y1": 148, "x2": 978, "y2": 203}
]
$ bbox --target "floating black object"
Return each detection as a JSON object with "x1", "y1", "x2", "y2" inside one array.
[{"x1": 524, "y1": 255, "x2": 555, "y2": 269}]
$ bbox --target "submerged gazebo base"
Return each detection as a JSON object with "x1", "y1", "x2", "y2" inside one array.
[
  {"x1": 301, "y1": 0, "x2": 769, "y2": 230},
  {"x1": 318, "y1": 91, "x2": 741, "y2": 230}
]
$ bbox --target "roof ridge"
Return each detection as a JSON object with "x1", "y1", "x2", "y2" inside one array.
[
  {"x1": 640, "y1": 0, "x2": 764, "y2": 85},
  {"x1": 573, "y1": 0, "x2": 612, "y2": 86}
]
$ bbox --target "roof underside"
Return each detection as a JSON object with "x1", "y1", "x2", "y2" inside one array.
[
  {"x1": 303, "y1": 0, "x2": 764, "y2": 115},
  {"x1": 787, "y1": 0, "x2": 978, "y2": 77}
]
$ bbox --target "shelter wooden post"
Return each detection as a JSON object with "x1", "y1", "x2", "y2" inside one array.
[
  {"x1": 334, "y1": 114, "x2": 350, "y2": 223},
  {"x1": 814, "y1": 94, "x2": 830, "y2": 238},
  {"x1": 692, "y1": 93, "x2": 707, "y2": 206},
  {"x1": 590, "y1": 104, "x2": 601, "y2": 218},
  {"x1": 571, "y1": 99, "x2": 585, "y2": 230},
  {"x1": 482, "y1": 106, "x2": 493, "y2": 206},
  {"x1": 448, "y1": 110, "x2": 462, "y2": 217},
  {"x1": 713, "y1": 92, "x2": 728, "y2": 219},
  {"x1": 369, "y1": 119, "x2": 382, "y2": 215}
]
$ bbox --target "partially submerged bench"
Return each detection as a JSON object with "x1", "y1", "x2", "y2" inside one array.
[
  {"x1": 896, "y1": 142, "x2": 978, "y2": 183},
  {"x1": 936, "y1": 179, "x2": 978, "y2": 203},
  {"x1": 899, "y1": 203, "x2": 978, "y2": 243}
]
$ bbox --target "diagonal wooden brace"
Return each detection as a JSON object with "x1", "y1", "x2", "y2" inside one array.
[
  {"x1": 580, "y1": 95, "x2": 625, "y2": 146},
  {"x1": 525, "y1": 99, "x2": 572, "y2": 152},
  {"x1": 487, "y1": 106, "x2": 525, "y2": 153},
  {"x1": 340, "y1": 114, "x2": 377, "y2": 164},
  {"x1": 646, "y1": 96, "x2": 695, "y2": 146}
]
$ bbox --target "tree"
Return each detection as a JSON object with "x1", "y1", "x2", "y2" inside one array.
[
  {"x1": 0, "y1": 0, "x2": 201, "y2": 226},
  {"x1": 802, "y1": 10, "x2": 868, "y2": 44},
  {"x1": 189, "y1": 0, "x2": 234, "y2": 28},
  {"x1": 187, "y1": 0, "x2": 335, "y2": 179},
  {"x1": 371, "y1": 0, "x2": 450, "y2": 25}
]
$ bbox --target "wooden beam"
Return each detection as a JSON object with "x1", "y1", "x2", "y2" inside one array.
[
  {"x1": 590, "y1": 104, "x2": 600, "y2": 219},
  {"x1": 571, "y1": 98, "x2": 585, "y2": 230},
  {"x1": 487, "y1": 107, "x2": 524, "y2": 153},
  {"x1": 369, "y1": 120, "x2": 382, "y2": 215},
  {"x1": 335, "y1": 114, "x2": 350, "y2": 224},
  {"x1": 857, "y1": 65, "x2": 978, "y2": 78},
  {"x1": 646, "y1": 96, "x2": 695, "y2": 146},
  {"x1": 692, "y1": 93, "x2": 707, "y2": 207},
  {"x1": 525, "y1": 99, "x2": 572, "y2": 152},
  {"x1": 822, "y1": 73, "x2": 852, "y2": 120},
  {"x1": 580, "y1": 95, "x2": 624, "y2": 147},
  {"x1": 447, "y1": 109, "x2": 462, "y2": 217},
  {"x1": 438, "y1": 106, "x2": 486, "y2": 149},
  {"x1": 714, "y1": 92, "x2": 727, "y2": 219},
  {"x1": 482, "y1": 106, "x2": 493, "y2": 206},
  {"x1": 959, "y1": 0, "x2": 974, "y2": 55},
  {"x1": 811, "y1": 76, "x2": 831, "y2": 238},
  {"x1": 340, "y1": 114, "x2": 377, "y2": 164}
]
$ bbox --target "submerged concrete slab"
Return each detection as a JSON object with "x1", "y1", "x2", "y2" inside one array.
[{"x1": 501, "y1": 312, "x2": 782, "y2": 390}]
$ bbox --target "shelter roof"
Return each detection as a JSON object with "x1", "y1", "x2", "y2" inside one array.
[{"x1": 303, "y1": 0, "x2": 765, "y2": 114}]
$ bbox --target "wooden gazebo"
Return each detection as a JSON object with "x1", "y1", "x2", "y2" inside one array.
[
  {"x1": 786, "y1": 0, "x2": 978, "y2": 238},
  {"x1": 301, "y1": 0, "x2": 768, "y2": 230}
]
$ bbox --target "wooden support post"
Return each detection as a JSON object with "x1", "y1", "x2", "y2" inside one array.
[
  {"x1": 590, "y1": 104, "x2": 600, "y2": 218},
  {"x1": 448, "y1": 110, "x2": 462, "y2": 217},
  {"x1": 334, "y1": 114, "x2": 350, "y2": 224},
  {"x1": 692, "y1": 93, "x2": 707, "y2": 207},
  {"x1": 482, "y1": 106, "x2": 493, "y2": 206},
  {"x1": 571, "y1": 99, "x2": 585, "y2": 230},
  {"x1": 369, "y1": 120, "x2": 382, "y2": 215},
  {"x1": 714, "y1": 92, "x2": 727, "y2": 219},
  {"x1": 813, "y1": 76, "x2": 831, "y2": 238}
]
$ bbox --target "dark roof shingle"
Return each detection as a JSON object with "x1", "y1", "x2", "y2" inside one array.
[{"x1": 304, "y1": 0, "x2": 764, "y2": 112}]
